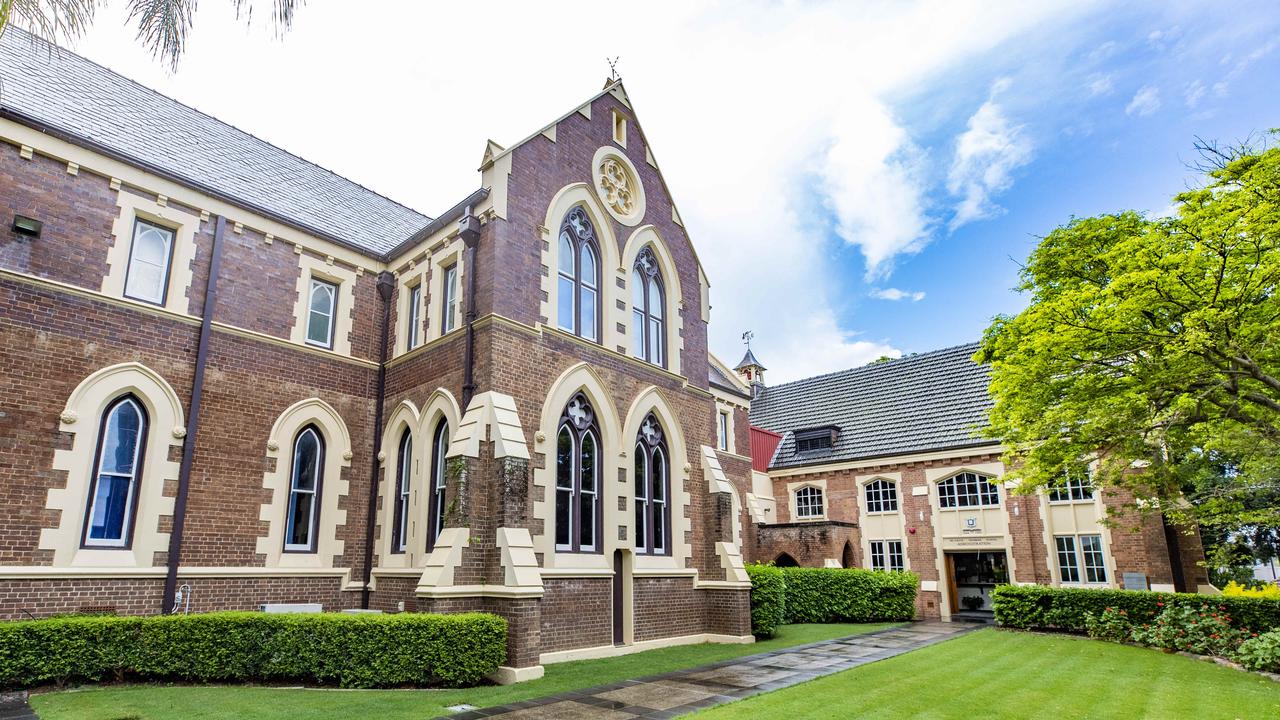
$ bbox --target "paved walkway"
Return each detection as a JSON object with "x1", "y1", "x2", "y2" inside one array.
[
  {"x1": 0, "y1": 693, "x2": 36, "y2": 720},
  {"x1": 442, "y1": 621, "x2": 975, "y2": 719}
]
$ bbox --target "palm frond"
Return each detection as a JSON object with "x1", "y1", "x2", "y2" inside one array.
[{"x1": 1, "y1": 0, "x2": 100, "y2": 44}]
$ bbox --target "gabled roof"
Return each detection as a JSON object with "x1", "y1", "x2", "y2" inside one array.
[
  {"x1": 748, "y1": 343, "x2": 994, "y2": 469},
  {"x1": 708, "y1": 353, "x2": 751, "y2": 398},
  {"x1": 0, "y1": 28, "x2": 431, "y2": 255},
  {"x1": 734, "y1": 348, "x2": 765, "y2": 371}
]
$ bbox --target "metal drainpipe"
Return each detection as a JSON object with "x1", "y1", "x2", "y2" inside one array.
[
  {"x1": 458, "y1": 207, "x2": 481, "y2": 409},
  {"x1": 361, "y1": 271, "x2": 396, "y2": 609},
  {"x1": 162, "y1": 215, "x2": 226, "y2": 614}
]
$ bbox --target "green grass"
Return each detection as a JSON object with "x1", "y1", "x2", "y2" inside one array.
[
  {"x1": 29, "y1": 623, "x2": 898, "y2": 720},
  {"x1": 689, "y1": 629, "x2": 1280, "y2": 719}
]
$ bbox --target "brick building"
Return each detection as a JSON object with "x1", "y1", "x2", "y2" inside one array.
[
  {"x1": 0, "y1": 30, "x2": 755, "y2": 681},
  {"x1": 737, "y1": 344, "x2": 1212, "y2": 621}
]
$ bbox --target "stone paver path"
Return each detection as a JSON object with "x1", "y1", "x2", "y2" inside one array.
[{"x1": 442, "y1": 621, "x2": 974, "y2": 719}]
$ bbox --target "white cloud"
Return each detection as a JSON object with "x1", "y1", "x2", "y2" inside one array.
[
  {"x1": 1184, "y1": 80, "x2": 1206, "y2": 108},
  {"x1": 67, "y1": 0, "x2": 1091, "y2": 383},
  {"x1": 947, "y1": 82, "x2": 1034, "y2": 229},
  {"x1": 1087, "y1": 73, "x2": 1113, "y2": 96},
  {"x1": 1088, "y1": 40, "x2": 1118, "y2": 62},
  {"x1": 1125, "y1": 85, "x2": 1162, "y2": 116},
  {"x1": 871, "y1": 288, "x2": 926, "y2": 302}
]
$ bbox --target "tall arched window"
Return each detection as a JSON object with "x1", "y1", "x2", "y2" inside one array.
[
  {"x1": 865, "y1": 479, "x2": 899, "y2": 514},
  {"x1": 391, "y1": 428, "x2": 412, "y2": 553},
  {"x1": 937, "y1": 471, "x2": 1000, "y2": 508},
  {"x1": 633, "y1": 413, "x2": 670, "y2": 555},
  {"x1": 426, "y1": 419, "x2": 449, "y2": 552},
  {"x1": 556, "y1": 207, "x2": 600, "y2": 342},
  {"x1": 83, "y1": 395, "x2": 148, "y2": 547},
  {"x1": 556, "y1": 393, "x2": 600, "y2": 552},
  {"x1": 284, "y1": 425, "x2": 324, "y2": 552},
  {"x1": 631, "y1": 246, "x2": 666, "y2": 367}
]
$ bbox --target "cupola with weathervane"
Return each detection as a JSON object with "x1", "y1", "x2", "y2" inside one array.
[{"x1": 734, "y1": 331, "x2": 766, "y2": 394}]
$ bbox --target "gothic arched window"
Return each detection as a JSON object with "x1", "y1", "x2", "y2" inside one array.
[
  {"x1": 83, "y1": 395, "x2": 148, "y2": 547},
  {"x1": 392, "y1": 428, "x2": 412, "y2": 553},
  {"x1": 285, "y1": 425, "x2": 324, "y2": 552},
  {"x1": 633, "y1": 412, "x2": 670, "y2": 555},
  {"x1": 426, "y1": 419, "x2": 450, "y2": 552},
  {"x1": 631, "y1": 246, "x2": 666, "y2": 367},
  {"x1": 556, "y1": 207, "x2": 600, "y2": 342},
  {"x1": 555, "y1": 393, "x2": 601, "y2": 552}
]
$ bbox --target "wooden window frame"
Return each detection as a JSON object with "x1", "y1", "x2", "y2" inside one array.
[
  {"x1": 123, "y1": 218, "x2": 176, "y2": 306},
  {"x1": 283, "y1": 425, "x2": 324, "y2": 553},
  {"x1": 305, "y1": 278, "x2": 338, "y2": 350},
  {"x1": 391, "y1": 428, "x2": 412, "y2": 554},
  {"x1": 426, "y1": 419, "x2": 449, "y2": 552},
  {"x1": 81, "y1": 394, "x2": 148, "y2": 549}
]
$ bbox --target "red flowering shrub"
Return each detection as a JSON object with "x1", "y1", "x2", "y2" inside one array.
[
  {"x1": 1130, "y1": 603, "x2": 1248, "y2": 657},
  {"x1": 1085, "y1": 606, "x2": 1133, "y2": 643}
]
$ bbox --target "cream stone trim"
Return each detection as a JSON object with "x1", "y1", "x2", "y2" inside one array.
[
  {"x1": 490, "y1": 665, "x2": 545, "y2": 685},
  {"x1": 0, "y1": 566, "x2": 358, "y2": 582},
  {"x1": 481, "y1": 143, "x2": 513, "y2": 221},
  {"x1": 709, "y1": 352, "x2": 752, "y2": 396},
  {"x1": 256, "y1": 398, "x2": 352, "y2": 570},
  {"x1": 786, "y1": 478, "x2": 828, "y2": 521},
  {"x1": 416, "y1": 527, "x2": 469, "y2": 593},
  {"x1": 0, "y1": 122, "x2": 379, "y2": 271},
  {"x1": 451, "y1": 391, "x2": 529, "y2": 460},
  {"x1": 592, "y1": 146, "x2": 646, "y2": 226},
  {"x1": 427, "y1": 240, "x2": 466, "y2": 344},
  {"x1": 540, "y1": 633, "x2": 753, "y2": 665},
  {"x1": 1040, "y1": 476, "x2": 1117, "y2": 588},
  {"x1": 418, "y1": 585, "x2": 545, "y2": 599},
  {"x1": 102, "y1": 191, "x2": 200, "y2": 316},
  {"x1": 539, "y1": 567, "x2": 616, "y2": 578},
  {"x1": 768, "y1": 444, "x2": 1006, "y2": 478},
  {"x1": 855, "y1": 472, "x2": 909, "y2": 571},
  {"x1": 699, "y1": 266, "x2": 711, "y2": 323},
  {"x1": 42, "y1": 363, "x2": 184, "y2": 568},
  {"x1": 393, "y1": 269, "x2": 427, "y2": 357},
  {"x1": 540, "y1": 184, "x2": 621, "y2": 347},
  {"x1": 289, "y1": 253, "x2": 357, "y2": 356},
  {"x1": 210, "y1": 321, "x2": 380, "y2": 369},
  {"x1": 497, "y1": 527, "x2": 544, "y2": 591},
  {"x1": 377, "y1": 400, "x2": 421, "y2": 571},
  {"x1": 715, "y1": 541, "x2": 750, "y2": 584},
  {"x1": 622, "y1": 388, "x2": 693, "y2": 572},
  {"x1": 621, "y1": 225, "x2": 685, "y2": 375}
]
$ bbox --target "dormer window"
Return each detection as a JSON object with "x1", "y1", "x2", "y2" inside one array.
[{"x1": 794, "y1": 426, "x2": 838, "y2": 453}]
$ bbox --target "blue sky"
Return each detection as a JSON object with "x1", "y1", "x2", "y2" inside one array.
[{"x1": 64, "y1": 1, "x2": 1280, "y2": 383}]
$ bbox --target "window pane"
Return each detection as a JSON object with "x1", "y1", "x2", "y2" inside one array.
[
  {"x1": 287, "y1": 492, "x2": 313, "y2": 547},
  {"x1": 581, "y1": 244, "x2": 597, "y2": 288},
  {"x1": 555, "y1": 428, "x2": 572, "y2": 547},
  {"x1": 889, "y1": 541, "x2": 904, "y2": 571},
  {"x1": 125, "y1": 223, "x2": 173, "y2": 303},
  {"x1": 555, "y1": 489, "x2": 571, "y2": 547},
  {"x1": 870, "y1": 541, "x2": 884, "y2": 570},
  {"x1": 580, "y1": 287, "x2": 597, "y2": 340},
  {"x1": 652, "y1": 448, "x2": 666, "y2": 502},
  {"x1": 653, "y1": 497, "x2": 665, "y2": 552},
  {"x1": 88, "y1": 474, "x2": 130, "y2": 541},
  {"x1": 307, "y1": 310, "x2": 331, "y2": 345},
  {"x1": 125, "y1": 264, "x2": 164, "y2": 303},
  {"x1": 649, "y1": 317, "x2": 663, "y2": 366},
  {"x1": 293, "y1": 430, "x2": 320, "y2": 491},
  {"x1": 580, "y1": 433, "x2": 597, "y2": 493},
  {"x1": 632, "y1": 269, "x2": 645, "y2": 309},
  {"x1": 1056, "y1": 536, "x2": 1080, "y2": 582},
  {"x1": 443, "y1": 265, "x2": 458, "y2": 333},
  {"x1": 635, "y1": 497, "x2": 646, "y2": 550},
  {"x1": 1081, "y1": 535, "x2": 1107, "y2": 583},
  {"x1": 407, "y1": 286, "x2": 421, "y2": 348},
  {"x1": 310, "y1": 282, "x2": 333, "y2": 313},
  {"x1": 558, "y1": 232, "x2": 575, "y2": 274},
  {"x1": 648, "y1": 277, "x2": 663, "y2": 319},
  {"x1": 101, "y1": 401, "x2": 141, "y2": 475},
  {"x1": 557, "y1": 276, "x2": 575, "y2": 331},
  {"x1": 634, "y1": 444, "x2": 647, "y2": 500},
  {"x1": 632, "y1": 309, "x2": 646, "y2": 357}
]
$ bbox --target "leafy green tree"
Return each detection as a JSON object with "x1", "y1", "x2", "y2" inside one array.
[
  {"x1": 0, "y1": 0, "x2": 298, "y2": 70},
  {"x1": 977, "y1": 138, "x2": 1280, "y2": 538}
]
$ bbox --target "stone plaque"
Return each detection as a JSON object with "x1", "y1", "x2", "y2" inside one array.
[{"x1": 1123, "y1": 572, "x2": 1149, "y2": 591}]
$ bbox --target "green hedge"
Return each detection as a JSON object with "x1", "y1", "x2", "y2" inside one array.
[
  {"x1": 992, "y1": 584, "x2": 1280, "y2": 635},
  {"x1": 0, "y1": 611, "x2": 506, "y2": 690},
  {"x1": 745, "y1": 564, "x2": 786, "y2": 637},
  {"x1": 781, "y1": 567, "x2": 918, "y2": 623}
]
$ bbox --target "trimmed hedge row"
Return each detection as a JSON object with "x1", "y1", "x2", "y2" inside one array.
[
  {"x1": 745, "y1": 564, "x2": 786, "y2": 637},
  {"x1": 992, "y1": 584, "x2": 1280, "y2": 635},
  {"x1": 746, "y1": 564, "x2": 918, "y2": 636},
  {"x1": 0, "y1": 611, "x2": 507, "y2": 690}
]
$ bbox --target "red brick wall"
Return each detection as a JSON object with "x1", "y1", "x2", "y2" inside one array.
[{"x1": 540, "y1": 577, "x2": 612, "y2": 652}]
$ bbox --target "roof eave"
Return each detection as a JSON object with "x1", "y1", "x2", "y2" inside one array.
[{"x1": 769, "y1": 439, "x2": 1002, "y2": 472}]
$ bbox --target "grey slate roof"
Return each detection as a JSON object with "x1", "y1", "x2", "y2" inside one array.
[
  {"x1": 0, "y1": 29, "x2": 430, "y2": 255},
  {"x1": 708, "y1": 360, "x2": 749, "y2": 397},
  {"x1": 748, "y1": 343, "x2": 994, "y2": 469},
  {"x1": 734, "y1": 348, "x2": 765, "y2": 371}
]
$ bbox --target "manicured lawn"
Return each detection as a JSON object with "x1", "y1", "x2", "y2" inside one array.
[
  {"x1": 689, "y1": 628, "x2": 1280, "y2": 719},
  {"x1": 30, "y1": 622, "x2": 899, "y2": 720}
]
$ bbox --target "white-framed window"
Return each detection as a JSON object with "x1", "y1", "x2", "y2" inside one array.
[
  {"x1": 633, "y1": 414, "x2": 670, "y2": 556},
  {"x1": 556, "y1": 393, "x2": 601, "y2": 553},
  {"x1": 83, "y1": 395, "x2": 147, "y2": 548},
  {"x1": 305, "y1": 278, "x2": 338, "y2": 349},
  {"x1": 795, "y1": 485, "x2": 824, "y2": 519},
  {"x1": 937, "y1": 471, "x2": 1000, "y2": 508},
  {"x1": 284, "y1": 425, "x2": 324, "y2": 552},
  {"x1": 865, "y1": 479, "x2": 898, "y2": 514},
  {"x1": 1049, "y1": 472, "x2": 1095, "y2": 502},
  {"x1": 869, "y1": 539, "x2": 904, "y2": 571},
  {"x1": 556, "y1": 207, "x2": 600, "y2": 342},
  {"x1": 441, "y1": 264, "x2": 459, "y2": 334},
  {"x1": 426, "y1": 419, "x2": 449, "y2": 552},
  {"x1": 1056, "y1": 534, "x2": 1107, "y2": 583},
  {"x1": 406, "y1": 284, "x2": 422, "y2": 350},
  {"x1": 717, "y1": 410, "x2": 730, "y2": 451},
  {"x1": 391, "y1": 429, "x2": 412, "y2": 553},
  {"x1": 631, "y1": 246, "x2": 666, "y2": 367},
  {"x1": 123, "y1": 219, "x2": 175, "y2": 305}
]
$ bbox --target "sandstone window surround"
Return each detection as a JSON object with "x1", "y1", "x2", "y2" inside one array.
[
  {"x1": 289, "y1": 254, "x2": 356, "y2": 356},
  {"x1": 428, "y1": 241, "x2": 465, "y2": 344},
  {"x1": 391, "y1": 428, "x2": 412, "y2": 554},
  {"x1": 283, "y1": 425, "x2": 325, "y2": 553},
  {"x1": 620, "y1": 227, "x2": 685, "y2": 377},
  {"x1": 630, "y1": 246, "x2": 666, "y2": 367},
  {"x1": 1055, "y1": 534, "x2": 1108, "y2": 584},
  {"x1": 592, "y1": 146, "x2": 645, "y2": 227},
  {"x1": 102, "y1": 190, "x2": 199, "y2": 316},
  {"x1": 405, "y1": 283, "x2": 423, "y2": 351},
  {"x1": 856, "y1": 473, "x2": 909, "y2": 573},
  {"x1": 82, "y1": 395, "x2": 148, "y2": 549},
  {"x1": 556, "y1": 207, "x2": 602, "y2": 343},
  {"x1": 555, "y1": 393, "x2": 603, "y2": 553},
  {"x1": 794, "y1": 485, "x2": 825, "y2": 519},
  {"x1": 426, "y1": 418, "x2": 450, "y2": 553},
  {"x1": 716, "y1": 407, "x2": 731, "y2": 453},
  {"x1": 633, "y1": 413, "x2": 670, "y2": 556},
  {"x1": 43, "y1": 362, "x2": 184, "y2": 570}
]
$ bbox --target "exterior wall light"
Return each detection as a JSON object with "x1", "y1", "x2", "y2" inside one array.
[{"x1": 12, "y1": 215, "x2": 42, "y2": 238}]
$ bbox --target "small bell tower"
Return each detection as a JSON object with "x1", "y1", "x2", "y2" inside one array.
[{"x1": 734, "y1": 331, "x2": 766, "y2": 394}]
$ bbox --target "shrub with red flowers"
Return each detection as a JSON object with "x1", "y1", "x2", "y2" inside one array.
[
  {"x1": 1129, "y1": 602, "x2": 1248, "y2": 657},
  {"x1": 1085, "y1": 606, "x2": 1133, "y2": 643}
]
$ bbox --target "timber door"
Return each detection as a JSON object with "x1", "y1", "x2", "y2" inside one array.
[{"x1": 612, "y1": 549, "x2": 625, "y2": 645}]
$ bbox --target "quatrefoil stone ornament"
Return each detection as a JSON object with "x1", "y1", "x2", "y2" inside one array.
[
  {"x1": 566, "y1": 394, "x2": 594, "y2": 431},
  {"x1": 598, "y1": 157, "x2": 635, "y2": 216}
]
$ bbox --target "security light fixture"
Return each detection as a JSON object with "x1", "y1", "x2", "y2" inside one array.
[{"x1": 12, "y1": 215, "x2": 42, "y2": 238}]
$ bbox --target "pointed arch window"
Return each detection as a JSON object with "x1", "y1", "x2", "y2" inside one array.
[
  {"x1": 284, "y1": 425, "x2": 324, "y2": 552},
  {"x1": 556, "y1": 393, "x2": 601, "y2": 552},
  {"x1": 83, "y1": 395, "x2": 148, "y2": 548},
  {"x1": 556, "y1": 207, "x2": 600, "y2": 342},
  {"x1": 634, "y1": 413, "x2": 670, "y2": 555},
  {"x1": 631, "y1": 246, "x2": 666, "y2": 367},
  {"x1": 391, "y1": 428, "x2": 412, "y2": 553},
  {"x1": 426, "y1": 419, "x2": 449, "y2": 552}
]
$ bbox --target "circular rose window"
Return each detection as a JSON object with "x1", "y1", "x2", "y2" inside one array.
[{"x1": 592, "y1": 147, "x2": 645, "y2": 225}]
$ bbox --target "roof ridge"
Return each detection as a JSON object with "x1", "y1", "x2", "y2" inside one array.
[
  {"x1": 763, "y1": 341, "x2": 981, "y2": 394},
  {"x1": 1, "y1": 27, "x2": 431, "y2": 226}
]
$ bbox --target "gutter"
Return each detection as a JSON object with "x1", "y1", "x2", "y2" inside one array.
[
  {"x1": 361, "y1": 271, "x2": 396, "y2": 609},
  {"x1": 162, "y1": 214, "x2": 226, "y2": 613},
  {"x1": 382, "y1": 189, "x2": 489, "y2": 261}
]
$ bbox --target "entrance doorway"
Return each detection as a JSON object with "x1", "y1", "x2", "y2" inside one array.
[
  {"x1": 945, "y1": 551, "x2": 1008, "y2": 616},
  {"x1": 612, "y1": 549, "x2": 627, "y2": 646}
]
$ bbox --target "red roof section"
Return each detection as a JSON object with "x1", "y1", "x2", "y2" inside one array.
[{"x1": 749, "y1": 426, "x2": 783, "y2": 473}]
